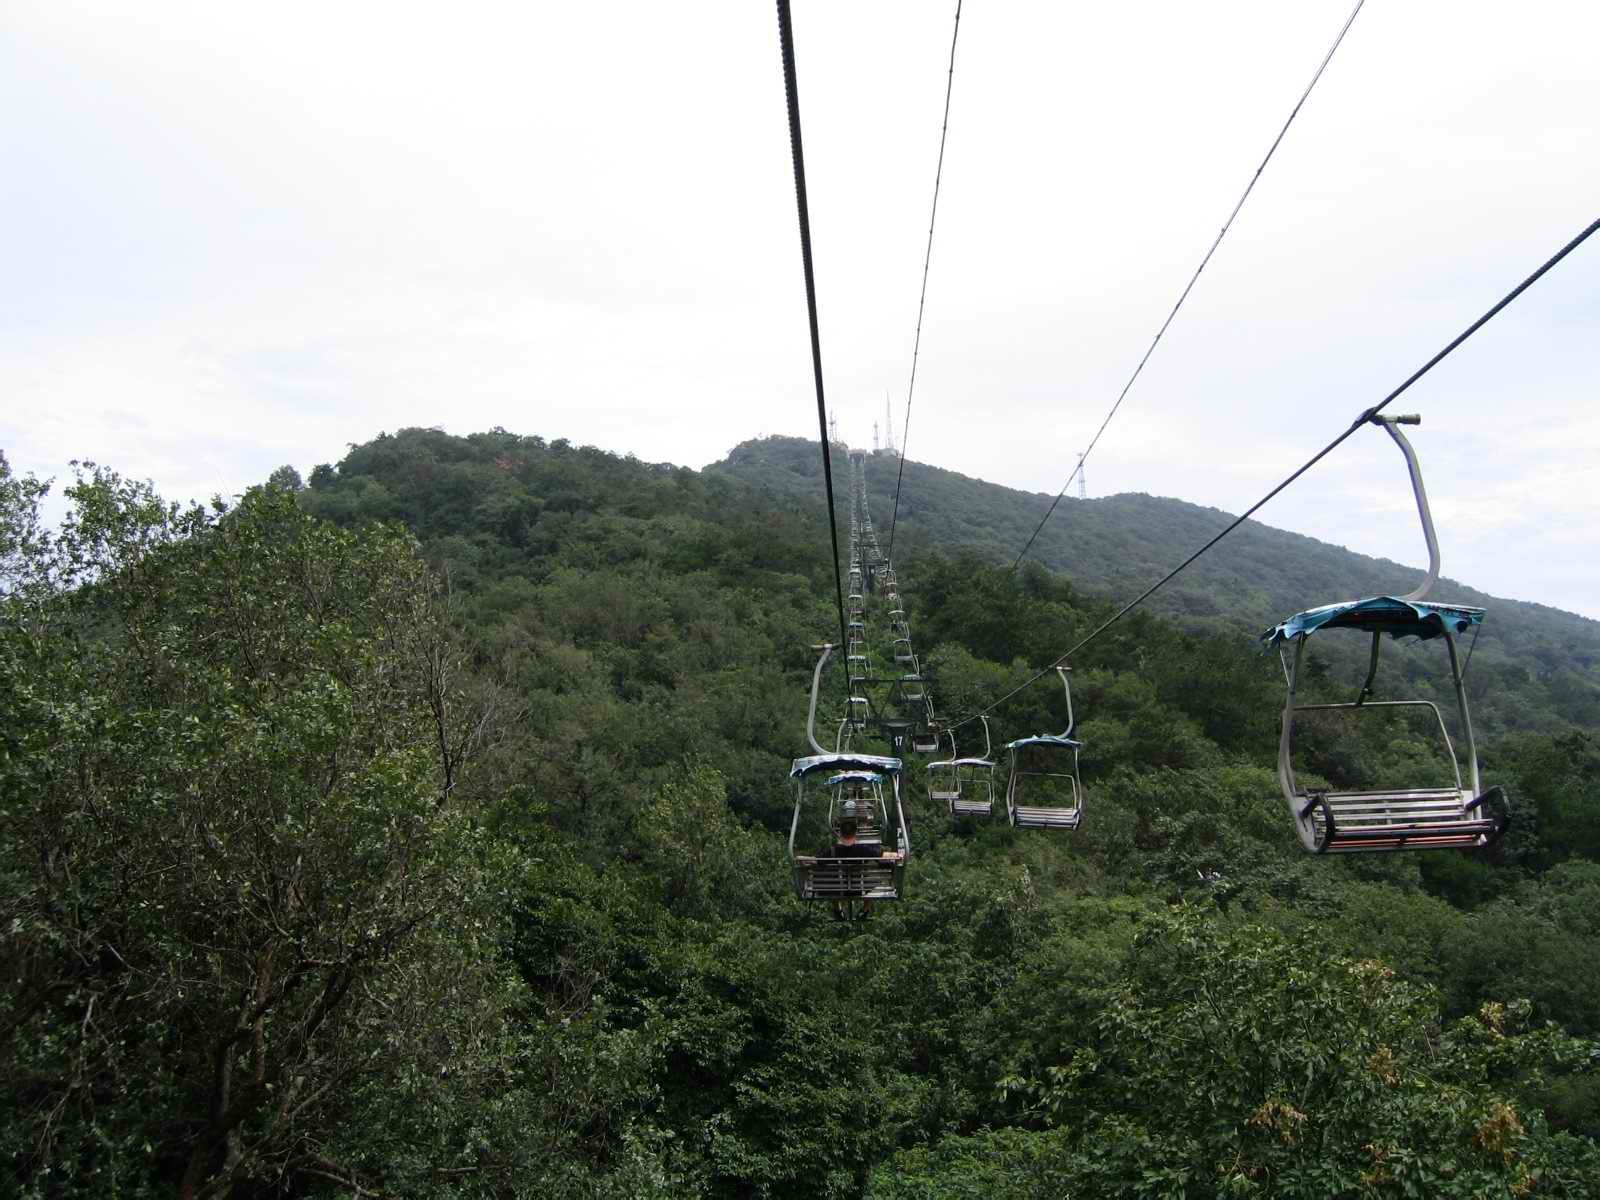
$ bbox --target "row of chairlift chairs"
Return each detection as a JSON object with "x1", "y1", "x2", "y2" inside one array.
[
  {"x1": 788, "y1": 460, "x2": 1090, "y2": 911},
  {"x1": 844, "y1": 463, "x2": 940, "y2": 755},
  {"x1": 784, "y1": 464, "x2": 927, "y2": 911},
  {"x1": 787, "y1": 652, "x2": 1087, "y2": 911},
  {"x1": 788, "y1": 417, "x2": 1510, "y2": 912}
]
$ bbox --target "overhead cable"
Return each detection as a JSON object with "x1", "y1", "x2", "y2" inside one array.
[
  {"x1": 887, "y1": 0, "x2": 964, "y2": 566},
  {"x1": 953, "y1": 213, "x2": 1600, "y2": 730},
  {"x1": 776, "y1": 0, "x2": 850, "y2": 661},
  {"x1": 1011, "y1": 0, "x2": 1367, "y2": 570}
]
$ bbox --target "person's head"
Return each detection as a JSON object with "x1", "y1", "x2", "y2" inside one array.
[{"x1": 839, "y1": 818, "x2": 858, "y2": 839}]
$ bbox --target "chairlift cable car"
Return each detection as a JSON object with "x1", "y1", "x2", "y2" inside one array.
[
  {"x1": 1005, "y1": 667, "x2": 1086, "y2": 830},
  {"x1": 1264, "y1": 415, "x2": 1509, "y2": 853},
  {"x1": 789, "y1": 644, "x2": 911, "y2": 908},
  {"x1": 929, "y1": 717, "x2": 998, "y2": 817},
  {"x1": 911, "y1": 722, "x2": 941, "y2": 756}
]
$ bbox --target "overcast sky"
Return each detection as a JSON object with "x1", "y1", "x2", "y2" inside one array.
[{"x1": 3, "y1": 2, "x2": 1596, "y2": 619}]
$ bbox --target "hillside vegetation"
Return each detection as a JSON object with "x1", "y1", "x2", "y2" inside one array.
[
  {"x1": 711, "y1": 436, "x2": 1600, "y2": 739},
  {"x1": 3, "y1": 429, "x2": 1599, "y2": 1198}
]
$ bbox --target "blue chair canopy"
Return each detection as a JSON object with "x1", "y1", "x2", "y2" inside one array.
[
  {"x1": 1004, "y1": 734, "x2": 1083, "y2": 752},
  {"x1": 1264, "y1": 595, "x2": 1484, "y2": 645},
  {"x1": 790, "y1": 753, "x2": 903, "y2": 780}
]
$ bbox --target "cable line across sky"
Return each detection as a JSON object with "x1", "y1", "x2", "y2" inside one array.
[
  {"x1": 949, "y1": 213, "x2": 1600, "y2": 731},
  {"x1": 775, "y1": 0, "x2": 850, "y2": 665},
  {"x1": 886, "y1": 0, "x2": 964, "y2": 568},
  {"x1": 768, "y1": 2, "x2": 1596, "y2": 747},
  {"x1": 1010, "y1": 0, "x2": 1368, "y2": 571}
]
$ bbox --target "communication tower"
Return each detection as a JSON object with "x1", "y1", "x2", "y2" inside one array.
[{"x1": 1077, "y1": 452, "x2": 1087, "y2": 499}]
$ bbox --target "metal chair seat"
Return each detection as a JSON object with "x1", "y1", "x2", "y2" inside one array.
[
  {"x1": 793, "y1": 857, "x2": 900, "y2": 900},
  {"x1": 1301, "y1": 786, "x2": 1506, "y2": 853},
  {"x1": 1011, "y1": 805, "x2": 1082, "y2": 829}
]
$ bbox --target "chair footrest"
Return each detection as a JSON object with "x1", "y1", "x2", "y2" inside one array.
[
  {"x1": 1329, "y1": 819, "x2": 1498, "y2": 844},
  {"x1": 1297, "y1": 786, "x2": 1510, "y2": 853}
]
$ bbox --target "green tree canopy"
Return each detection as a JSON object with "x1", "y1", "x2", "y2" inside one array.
[{"x1": 1, "y1": 469, "x2": 518, "y2": 1196}]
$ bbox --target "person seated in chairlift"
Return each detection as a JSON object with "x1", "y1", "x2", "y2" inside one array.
[
  {"x1": 829, "y1": 815, "x2": 876, "y2": 858},
  {"x1": 825, "y1": 801, "x2": 902, "y2": 921},
  {"x1": 826, "y1": 801, "x2": 902, "y2": 862}
]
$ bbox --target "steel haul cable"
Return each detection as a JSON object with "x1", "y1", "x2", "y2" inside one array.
[
  {"x1": 952, "y1": 213, "x2": 1600, "y2": 730},
  {"x1": 776, "y1": 0, "x2": 850, "y2": 662},
  {"x1": 1012, "y1": 0, "x2": 1367, "y2": 571},
  {"x1": 887, "y1": 0, "x2": 964, "y2": 567}
]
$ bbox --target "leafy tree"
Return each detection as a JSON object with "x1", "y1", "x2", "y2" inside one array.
[
  {"x1": 0, "y1": 470, "x2": 514, "y2": 1196},
  {"x1": 0, "y1": 451, "x2": 50, "y2": 598},
  {"x1": 266, "y1": 463, "x2": 304, "y2": 491},
  {"x1": 883, "y1": 910, "x2": 1600, "y2": 1196}
]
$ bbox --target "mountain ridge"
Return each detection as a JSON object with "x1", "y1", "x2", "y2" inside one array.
[{"x1": 709, "y1": 435, "x2": 1600, "y2": 734}]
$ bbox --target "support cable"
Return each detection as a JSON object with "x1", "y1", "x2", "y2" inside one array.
[
  {"x1": 1012, "y1": 0, "x2": 1367, "y2": 570},
  {"x1": 952, "y1": 213, "x2": 1600, "y2": 729},
  {"x1": 887, "y1": 0, "x2": 964, "y2": 566},
  {"x1": 776, "y1": 0, "x2": 850, "y2": 661}
]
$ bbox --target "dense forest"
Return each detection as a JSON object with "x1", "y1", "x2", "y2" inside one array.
[
  {"x1": 4, "y1": 427, "x2": 1600, "y2": 1197},
  {"x1": 713, "y1": 436, "x2": 1600, "y2": 739}
]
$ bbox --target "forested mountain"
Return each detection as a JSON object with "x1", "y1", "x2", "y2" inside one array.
[
  {"x1": 5, "y1": 429, "x2": 1600, "y2": 1198},
  {"x1": 712, "y1": 436, "x2": 1600, "y2": 738}
]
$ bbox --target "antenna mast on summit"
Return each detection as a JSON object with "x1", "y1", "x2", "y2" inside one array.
[
  {"x1": 829, "y1": 412, "x2": 838, "y2": 444},
  {"x1": 883, "y1": 392, "x2": 895, "y2": 454},
  {"x1": 1077, "y1": 452, "x2": 1087, "y2": 499},
  {"x1": 872, "y1": 421, "x2": 880, "y2": 452}
]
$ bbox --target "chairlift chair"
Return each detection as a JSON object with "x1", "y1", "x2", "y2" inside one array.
[
  {"x1": 1005, "y1": 668, "x2": 1086, "y2": 830},
  {"x1": 789, "y1": 755, "x2": 908, "y2": 903},
  {"x1": 896, "y1": 678, "x2": 940, "y2": 752},
  {"x1": 889, "y1": 674, "x2": 940, "y2": 753},
  {"x1": 1265, "y1": 415, "x2": 1509, "y2": 853},
  {"x1": 846, "y1": 693, "x2": 871, "y2": 730},
  {"x1": 892, "y1": 638, "x2": 916, "y2": 667},
  {"x1": 847, "y1": 652, "x2": 870, "y2": 691},
  {"x1": 928, "y1": 719, "x2": 998, "y2": 817},
  {"x1": 788, "y1": 645, "x2": 911, "y2": 904}
]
